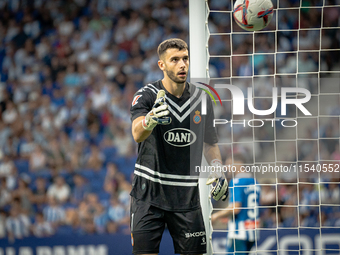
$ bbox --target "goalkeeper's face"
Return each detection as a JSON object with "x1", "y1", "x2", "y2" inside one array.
[{"x1": 159, "y1": 48, "x2": 189, "y2": 84}]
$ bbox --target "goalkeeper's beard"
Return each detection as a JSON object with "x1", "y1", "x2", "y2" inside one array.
[{"x1": 165, "y1": 69, "x2": 187, "y2": 85}]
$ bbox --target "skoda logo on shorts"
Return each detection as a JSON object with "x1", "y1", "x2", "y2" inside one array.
[{"x1": 163, "y1": 128, "x2": 196, "y2": 147}]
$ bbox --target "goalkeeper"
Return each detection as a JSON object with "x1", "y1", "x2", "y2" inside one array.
[
  {"x1": 130, "y1": 38, "x2": 228, "y2": 255},
  {"x1": 211, "y1": 154, "x2": 261, "y2": 255}
]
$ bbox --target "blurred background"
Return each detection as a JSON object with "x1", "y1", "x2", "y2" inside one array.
[{"x1": 0, "y1": 0, "x2": 339, "y2": 253}]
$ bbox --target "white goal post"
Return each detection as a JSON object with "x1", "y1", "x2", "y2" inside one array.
[{"x1": 189, "y1": 1, "x2": 213, "y2": 255}]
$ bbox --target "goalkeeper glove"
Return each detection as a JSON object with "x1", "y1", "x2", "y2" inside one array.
[
  {"x1": 142, "y1": 90, "x2": 172, "y2": 131},
  {"x1": 206, "y1": 159, "x2": 229, "y2": 201}
]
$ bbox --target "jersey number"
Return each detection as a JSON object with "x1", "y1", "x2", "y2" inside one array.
[{"x1": 247, "y1": 192, "x2": 259, "y2": 219}]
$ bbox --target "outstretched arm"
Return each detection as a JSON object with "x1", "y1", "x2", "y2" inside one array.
[
  {"x1": 131, "y1": 90, "x2": 171, "y2": 143},
  {"x1": 132, "y1": 116, "x2": 153, "y2": 143}
]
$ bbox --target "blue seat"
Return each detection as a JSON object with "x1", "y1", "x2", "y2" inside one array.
[
  {"x1": 80, "y1": 169, "x2": 95, "y2": 179},
  {"x1": 98, "y1": 191, "x2": 111, "y2": 205},
  {"x1": 14, "y1": 159, "x2": 29, "y2": 173},
  {"x1": 114, "y1": 157, "x2": 126, "y2": 170},
  {"x1": 91, "y1": 178, "x2": 104, "y2": 192},
  {"x1": 35, "y1": 170, "x2": 52, "y2": 180},
  {"x1": 103, "y1": 147, "x2": 118, "y2": 164}
]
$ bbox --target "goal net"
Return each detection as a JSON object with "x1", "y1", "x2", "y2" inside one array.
[{"x1": 189, "y1": 0, "x2": 340, "y2": 254}]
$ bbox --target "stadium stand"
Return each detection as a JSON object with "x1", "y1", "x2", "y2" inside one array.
[{"x1": 0, "y1": 0, "x2": 339, "y2": 239}]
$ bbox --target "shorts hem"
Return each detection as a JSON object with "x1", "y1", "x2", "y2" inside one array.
[
  {"x1": 133, "y1": 250, "x2": 159, "y2": 254},
  {"x1": 174, "y1": 250, "x2": 206, "y2": 254}
]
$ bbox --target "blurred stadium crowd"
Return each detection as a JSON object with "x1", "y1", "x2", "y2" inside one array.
[
  {"x1": 0, "y1": 0, "x2": 339, "y2": 240},
  {"x1": 208, "y1": 0, "x2": 340, "y2": 232}
]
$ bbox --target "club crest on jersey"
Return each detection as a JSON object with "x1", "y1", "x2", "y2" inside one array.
[
  {"x1": 193, "y1": 110, "x2": 201, "y2": 124},
  {"x1": 164, "y1": 128, "x2": 197, "y2": 147},
  {"x1": 132, "y1": 95, "x2": 142, "y2": 106}
]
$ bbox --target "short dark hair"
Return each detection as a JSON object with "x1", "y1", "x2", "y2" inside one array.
[{"x1": 157, "y1": 38, "x2": 188, "y2": 58}]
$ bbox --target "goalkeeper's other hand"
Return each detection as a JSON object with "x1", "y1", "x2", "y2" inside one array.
[
  {"x1": 206, "y1": 159, "x2": 229, "y2": 201},
  {"x1": 206, "y1": 175, "x2": 229, "y2": 201},
  {"x1": 142, "y1": 90, "x2": 172, "y2": 130}
]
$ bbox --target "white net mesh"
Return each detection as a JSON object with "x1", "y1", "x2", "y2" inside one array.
[{"x1": 203, "y1": 0, "x2": 340, "y2": 254}]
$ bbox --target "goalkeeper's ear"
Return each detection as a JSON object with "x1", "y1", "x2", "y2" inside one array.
[{"x1": 158, "y1": 59, "x2": 165, "y2": 71}]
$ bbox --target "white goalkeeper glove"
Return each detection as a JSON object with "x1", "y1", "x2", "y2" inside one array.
[
  {"x1": 142, "y1": 90, "x2": 172, "y2": 131},
  {"x1": 206, "y1": 159, "x2": 229, "y2": 201}
]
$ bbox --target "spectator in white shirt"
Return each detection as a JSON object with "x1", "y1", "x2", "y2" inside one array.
[
  {"x1": 327, "y1": 182, "x2": 340, "y2": 205},
  {"x1": 19, "y1": 131, "x2": 36, "y2": 159},
  {"x1": 43, "y1": 197, "x2": 65, "y2": 227},
  {"x1": 0, "y1": 156, "x2": 17, "y2": 191},
  {"x1": 47, "y1": 176, "x2": 70, "y2": 203},
  {"x1": 0, "y1": 155, "x2": 15, "y2": 178},
  {"x1": 2, "y1": 101, "x2": 18, "y2": 125},
  {"x1": 29, "y1": 145, "x2": 47, "y2": 171},
  {"x1": 6, "y1": 206, "x2": 31, "y2": 240},
  {"x1": 107, "y1": 196, "x2": 127, "y2": 225},
  {"x1": 89, "y1": 86, "x2": 108, "y2": 110},
  {"x1": 32, "y1": 212, "x2": 54, "y2": 237}
]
